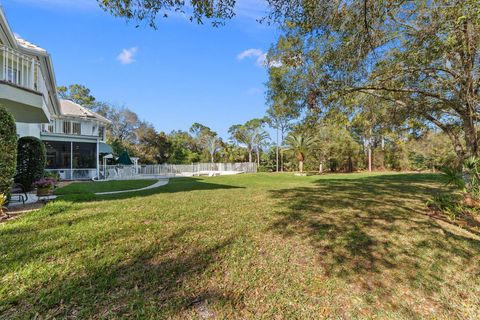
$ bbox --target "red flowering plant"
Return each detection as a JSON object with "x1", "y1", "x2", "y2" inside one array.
[{"x1": 33, "y1": 177, "x2": 57, "y2": 189}]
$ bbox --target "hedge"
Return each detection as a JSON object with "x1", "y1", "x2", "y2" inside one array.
[
  {"x1": 16, "y1": 136, "x2": 47, "y2": 190},
  {"x1": 0, "y1": 106, "x2": 17, "y2": 199}
]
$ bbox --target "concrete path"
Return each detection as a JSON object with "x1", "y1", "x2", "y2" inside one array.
[
  {"x1": 7, "y1": 179, "x2": 169, "y2": 209},
  {"x1": 95, "y1": 179, "x2": 169, "y2": 195},
  {"x1": 8, "y1": 193, "x2": 57, "y2": 207}
]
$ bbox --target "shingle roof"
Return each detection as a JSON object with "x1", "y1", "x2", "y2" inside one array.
[{"x1": 59, "y1": 100, "x2": 111, "y2": 124}]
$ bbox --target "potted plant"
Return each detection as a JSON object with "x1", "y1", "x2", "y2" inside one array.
[{"x1": 33, "y1": 178, "x2": 57, "y2": 197}]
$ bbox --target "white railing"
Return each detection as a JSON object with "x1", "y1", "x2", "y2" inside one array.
[
  {"x1": 102, "y1": 162, "x2": 257, "y2": 180},
  {"x1": 46, "y1": 169, "x2": 97, "y2": 180},
  {"x1": 0, "y1": 45, "x2": 48, "y2": 100},
  {"x1": 41, "y1": 119, "x2": 106, "y2": 140}
]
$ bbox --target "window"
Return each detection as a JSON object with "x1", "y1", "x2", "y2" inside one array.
[
  {"x1": 98, "y1": 126, "x2": 104, "y2": 139},
  {"x1": 63, "y1": 121, "x2": 71, "y2": 134},
  {"x1": 72, "y1": 122, "x2": 81, "y2": 135},
  {"x1": 72, "y1": 142, "x2": 96, "y2": 168},
  {"x1": 62, "y1": 121, "x2": 81, "y2": 135},
  {"x1": 43, "y1": 120, "x2": 54, "y2": 133},
  {"x1": 44, "y1": 141, "x2": 71, "y2": 169}
]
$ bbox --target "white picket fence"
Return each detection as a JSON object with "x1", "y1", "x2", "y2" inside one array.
[{"x1": 102, "y1": 162, "x2": 257, "y2": 180}]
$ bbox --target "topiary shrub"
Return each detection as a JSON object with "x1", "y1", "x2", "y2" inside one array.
[
  {"x1": 16, "y1": 136, "x2": 47, "y2": 190},
  {"x1": 0, "y1": 105, "x2": 17, "y2": 200}
]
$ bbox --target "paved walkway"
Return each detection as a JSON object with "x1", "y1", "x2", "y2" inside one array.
[
  {"x1": 95, "y1": 179, "x2": 169, "y2": 195},
  {"x1": 8, "y1": 179, "x2": 170, "y2": 208}
]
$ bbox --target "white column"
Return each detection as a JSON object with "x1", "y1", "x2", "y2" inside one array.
[
  {"x1": 96, "y1": 140, "x2": 100, "y2": 179},
  {"x1": 70, "y1": 142, "x2": 73, "y2": 180}
]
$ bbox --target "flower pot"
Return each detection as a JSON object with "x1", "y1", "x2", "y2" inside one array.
[{"x1": 36, "y1": 186, "x2": 53, "y2": 197}]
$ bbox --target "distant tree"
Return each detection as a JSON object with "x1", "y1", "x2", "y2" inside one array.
[
  {"x1": 265, "y1": 51, "x2": 302, "y2": 172},
  {"x1": 205, "y1": 135, "x2": 221, "y2": 163},
  {"x1": 229, "y1": 119, "x2": 266, "y2": 164},
  {"x1": 135, "y1": 123, "x2": 171, "y2": 164},
  {"x1": 285, "y1": 132, "x2": 316, "y2": 173},
  {"x1": 168, "y1": 130, "x2": 201, "y2": 164},
  {"x1": 57, "y1": 84, "x2": 97, "y2": 109},
  {"x1": 107, "y1": 107, "x2": 141, "y2": 144},
  {"x1": 253, "y1": 128, "x2": 270, "y2": 168},
  {"x1": 189, "y1": 123, "x2": 219, "y2": 162}
]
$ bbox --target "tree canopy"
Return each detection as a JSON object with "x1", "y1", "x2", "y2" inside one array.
[{"x1": 267, "y1": 0, "x2": 480, "y2": 164}]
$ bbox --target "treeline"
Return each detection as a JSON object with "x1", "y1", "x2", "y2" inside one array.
[{"x1": 59, "y1": 84, "x2": 456, "y2": 172}]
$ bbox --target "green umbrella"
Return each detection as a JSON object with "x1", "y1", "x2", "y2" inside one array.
[{"x1": 117, "y1": 151, "x2": 133, "y2": 165}]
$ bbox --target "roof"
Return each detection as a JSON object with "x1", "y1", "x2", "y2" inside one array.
[
  {"x1": 59, "y1": 100, "x2": 111, "y2": 124},
  {"x1": 15, "y1": 36, "x2": 47, "y2": 53},
  {"x1": 0, "y1": 6, "x2": 60, "y2": 116}
]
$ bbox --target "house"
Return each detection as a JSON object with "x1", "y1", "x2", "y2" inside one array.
[
  {"x1": 0, "y1": 6, "x2": 59, "y2": 126},
  {"x1": 40, "y1": 100, "x2": 112, "y2": 180},
  {"x1": 0, "y1": 6, "x2": 112, "y2": 180}
]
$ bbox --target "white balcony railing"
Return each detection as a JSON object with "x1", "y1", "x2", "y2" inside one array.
[
  {"x1": 0, "y1": 45, "x2": 48, "y2": 100},
  {"x1": 42, "y1": 119, "x2": 106, "y2": 140}
]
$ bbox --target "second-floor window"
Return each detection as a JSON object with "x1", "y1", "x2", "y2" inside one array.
[
  {"x1": 72, "y1": 122, "x2": 81, "y2": 135},
  {"x1": 63, "y1": 121, "x2": 71, "y2": 134},
  {"x1": 98, "y1": 126, "x2": 104, "y2": 139},
  {"x1": 63, "y1": 121, "x2": 81, "y2": 135},
  {"x1": 43, "y1": 120, "x2": 54, "y2": 133}
]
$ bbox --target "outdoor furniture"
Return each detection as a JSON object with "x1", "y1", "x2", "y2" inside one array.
[{"x1": 10, "y1": 183, "x2": 28, "y2": 205}]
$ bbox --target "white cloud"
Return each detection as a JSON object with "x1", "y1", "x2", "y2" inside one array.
[
  {"x1": 117, "y1": 47, "x2": 138, "y2": 65},
  {"x1": 237, "y1": 48, "x2": 268, "y2": 67}
]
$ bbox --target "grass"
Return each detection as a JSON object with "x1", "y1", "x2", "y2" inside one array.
[
  {"x1": 1, "y1": 172, "x2": 479, "y2": 319},
  {"x1": 54, "y1": 179, "x2": 158, "y2": 195}
]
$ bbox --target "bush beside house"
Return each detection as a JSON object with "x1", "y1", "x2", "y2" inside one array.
[
  {"x1": 0, "y1": 106, "x2": 17, "y2": 200},
  {"x1": 16, "y1": 136, "x2": 47, "y2": 190}
]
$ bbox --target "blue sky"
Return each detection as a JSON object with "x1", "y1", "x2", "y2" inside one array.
[{"x1": 2, "y1": 0, "x2": 280, "y2": 138}]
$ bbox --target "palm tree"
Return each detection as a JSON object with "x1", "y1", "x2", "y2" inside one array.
[
  {"x1": 253, "y1": 128, "x2": 270, "y2": 167},
  {"x1": 205, "y1": 136, "x2": 220, "y2": 163},
  {"x1": 285, "y1": 132, "x2": 316, "y2": 173},
  {"x1": 229, "y1": 119, "x2": 266, "y2": 164}
]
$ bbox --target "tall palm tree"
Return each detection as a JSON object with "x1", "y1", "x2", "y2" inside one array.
[
  {"x1": 205, "y1": 136, "x2": 220, "y2": 163},
  {"x1": 285, "y1": 132, "x2": 316, "y2": 173},
  {"x1": 253, "y1": 128, "x2": 270, "y2": 167}
]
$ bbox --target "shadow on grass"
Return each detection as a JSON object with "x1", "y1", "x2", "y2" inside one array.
[
  {"x1": 268, "y1": 173, "x2": 480, "y2": 315},
  {"x1": 58, "y1": 177, "x2": 244, "y2": 203},
  {"x1": 1, "y1": 227, "x2": 239, "y2": 318}
]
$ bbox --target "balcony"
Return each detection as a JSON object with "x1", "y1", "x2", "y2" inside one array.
[
  {"x1": 0, "y1": 45, "x2": 50, "y2": 123},
  {"x1": 41, "y1": 119, "x2": 106, "y2": 141}
]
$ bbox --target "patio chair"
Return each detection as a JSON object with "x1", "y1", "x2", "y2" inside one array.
[{"x1": 10, "y1": 183, "x2": 28, "y2": 205}]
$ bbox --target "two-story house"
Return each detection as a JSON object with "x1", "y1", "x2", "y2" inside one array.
[
  {"x1": 0, "y1": 7, "x2": 59, "y2": 127},
  {"x1": 0, "y1": 7, "x2": 113, "y2": 180},
  {"x1": 41, "y1": 100, "x2": 112, "y2": 180}
]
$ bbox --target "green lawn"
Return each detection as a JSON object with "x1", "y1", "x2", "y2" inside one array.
[
  {"x1": 54, "y1": 179, "x2": 158, "y2": 196},
  {"x1": 1, "y1": 173, "x2": 479, "y2": 318}
]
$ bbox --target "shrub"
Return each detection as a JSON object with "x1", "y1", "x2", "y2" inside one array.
[
  {"x1": 44, "y1": 171, "x2": 60, "y2": 181},
  {"x1": 427, "y1": 193, "x2": 464, "y2": 220},
  {"x1": 0, "y1": 106, "x2": 17, "y2": 199},
  {"x1": 0, "y1": 193, "x2": 7, "y2": 216},
  {"x1": 16, "y1": 136, "x2": 47, "y2": 190}
]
